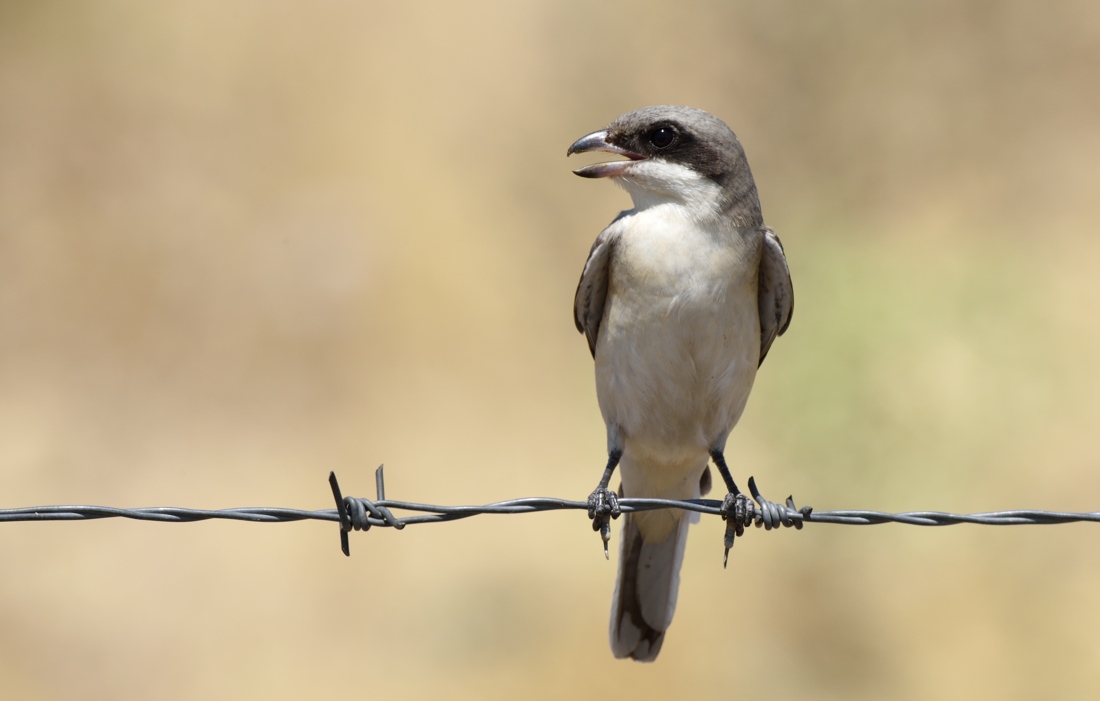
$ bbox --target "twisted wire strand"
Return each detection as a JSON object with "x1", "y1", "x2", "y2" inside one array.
[{"x1": 2, "y1": 467, "x2": 1098, "y2": 557}]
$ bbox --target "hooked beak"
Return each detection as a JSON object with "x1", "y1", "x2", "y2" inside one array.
[{"x1": 566, "y1": 130, "x2": 646, "y2": 178}]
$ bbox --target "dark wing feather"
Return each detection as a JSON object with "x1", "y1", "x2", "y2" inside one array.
[
  {"x1": 757, "y1": 227, "x2": 794, "y2": 366},
  {"x1": 573, "y1": 227, "x2": 619, "y2": 357}
]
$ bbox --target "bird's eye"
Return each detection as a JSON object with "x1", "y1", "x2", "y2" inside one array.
[{"x1": 648, "y1": 126, "x2": 677, "y2": 149}]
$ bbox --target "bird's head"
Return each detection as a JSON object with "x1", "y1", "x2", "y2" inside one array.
[{"x1": 567, "y1": 106, "x2": 761, "y2": 224}]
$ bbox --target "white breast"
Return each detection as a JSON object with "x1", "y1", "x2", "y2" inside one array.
[{"x1": 594, "y1": 199, "x2": 761, "y2": 491}]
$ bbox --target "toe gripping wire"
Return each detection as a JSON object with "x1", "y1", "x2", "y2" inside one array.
[
  {"x1": 329, "y1": 466, "x2": 404, "y2": 556},
  {"x1": 722, "y1": 476, "x2": 812, "y2": 566}
]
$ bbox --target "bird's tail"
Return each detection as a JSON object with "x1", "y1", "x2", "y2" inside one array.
[{"x1": 608, "y1": 505, "x2": 692, "y2": 661}]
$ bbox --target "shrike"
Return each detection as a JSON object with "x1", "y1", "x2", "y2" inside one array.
[{"x1": 567, "y1": 106, "x2": 793, "y2": 661}]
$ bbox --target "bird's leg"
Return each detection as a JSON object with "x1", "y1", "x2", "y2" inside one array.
[
  {"x1": 709, "y1": 448, "x2": 740, "y2": 495},
  {"x1": 587, "y1": 449, "x2": 622, "y2": 559},
  {"x1": 710, "y1": 448, "x2": 749, "y2": 568}
]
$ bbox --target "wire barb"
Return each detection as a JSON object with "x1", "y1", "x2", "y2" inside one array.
[
  {"x1": 328, "y1": 471, "x2": 351, "y2": 556},
  {"x1": 330, "y1": 466, "x2": 405, "y2": 556},
  {"x1": 719, "y1": 476, "x2": 810, "y2": 566}
]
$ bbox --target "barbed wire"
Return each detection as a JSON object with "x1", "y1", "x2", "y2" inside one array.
[{"x1": 2, "y1": 466, "x2": 1098, "y2": 558}]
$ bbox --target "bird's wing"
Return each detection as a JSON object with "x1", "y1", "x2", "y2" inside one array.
[
  {"x1": 574, "y1": 225, "x2": 620, "y2": 357},
  {"x1": 757, "y1": 227, "x2": 794, "y2": 366}
]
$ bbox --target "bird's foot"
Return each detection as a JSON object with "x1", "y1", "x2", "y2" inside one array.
[
  {"x1": 587, "y1": 486, "x2": 621, "y2": 559},
  {"x1": 719, "y1": 490, "x2": 750, "y2": 568}
]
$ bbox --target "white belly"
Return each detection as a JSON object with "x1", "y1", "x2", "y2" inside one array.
[{"x1": 594, "y1": 205, "x2": 761, "y2": 503}]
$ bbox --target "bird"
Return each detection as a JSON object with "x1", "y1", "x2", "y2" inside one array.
[{"x1": 567, "y1": 106, "x2": 793, "y2": 661}]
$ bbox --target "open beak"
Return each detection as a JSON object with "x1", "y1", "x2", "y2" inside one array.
[{"x1": 566, "y1": 130, "x2": 646, "y2": 178}]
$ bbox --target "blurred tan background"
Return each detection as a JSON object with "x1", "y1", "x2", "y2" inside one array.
[{"x1": 2, "y1": 0, "x2": 1100, "y2": 698}]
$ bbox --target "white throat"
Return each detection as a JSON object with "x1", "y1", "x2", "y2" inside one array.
[{"x1": 615, "y1": 159, "x2": 725, "y2": 222}]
